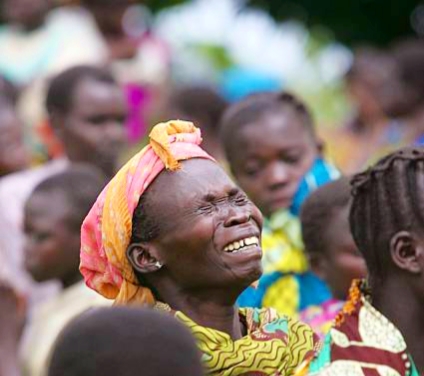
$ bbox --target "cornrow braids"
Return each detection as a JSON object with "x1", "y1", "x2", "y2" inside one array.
[
  {"x1": 219, "y1": 91, "x2": 316, "y2": 162},
  {"x1": 349, "y1": 147, "x2": 424, "y2": 283}
]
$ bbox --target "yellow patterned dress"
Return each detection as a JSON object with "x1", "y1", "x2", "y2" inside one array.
[
  {"x1": 172, "y1": 307, "x2": 320, "y2": 376},
  {"x1": 237, "y1": 211, "x2": 331, "y2": 317}
]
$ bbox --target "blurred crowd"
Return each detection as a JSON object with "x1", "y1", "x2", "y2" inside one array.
[{"x1": 0, "y1": 0, "x2": 423, "y2": 376}]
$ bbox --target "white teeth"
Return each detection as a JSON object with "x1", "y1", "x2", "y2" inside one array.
[{"x1": 224, "y1": 236, "x2": 259, "y2": 252}]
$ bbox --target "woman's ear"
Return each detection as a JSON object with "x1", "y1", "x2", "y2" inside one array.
[
  {"x1": 390, "y1": 231, "x2": 422, "y2": 274},
  {"x1": 127, "y1": 243, "x2": 163, "y2": 274}
]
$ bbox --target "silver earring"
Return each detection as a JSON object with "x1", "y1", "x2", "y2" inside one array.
[{"x1": 154, "y1": 261, "x2": 163, "y2": 269}]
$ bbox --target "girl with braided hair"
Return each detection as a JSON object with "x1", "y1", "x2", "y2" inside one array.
[{"x1": 302, "y1": 147, "x2": 424, "y2": 376}]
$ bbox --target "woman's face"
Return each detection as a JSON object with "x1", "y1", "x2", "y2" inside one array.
[{"x1": 135, "y1": 159, "x2": 263, "y2": 292}]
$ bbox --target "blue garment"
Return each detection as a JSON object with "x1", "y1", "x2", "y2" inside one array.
[
  {"x1": 290, "y1": 158, "x2": 340, "y2": 216},
  {"x1": 238, "y1": 271, "x2": 331, "y2": 312}
]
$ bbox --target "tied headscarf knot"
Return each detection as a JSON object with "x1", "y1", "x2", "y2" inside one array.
[{"x1": 80, "y1": 120, "x2": 214, "y2": 306}]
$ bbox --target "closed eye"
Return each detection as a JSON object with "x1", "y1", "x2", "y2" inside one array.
[
  {"x1": 198, "y1": 204, "x2": 214, "y2": 214},
  {"x1": 233, "y1": 194, "x2": 249, "y2": 205}
]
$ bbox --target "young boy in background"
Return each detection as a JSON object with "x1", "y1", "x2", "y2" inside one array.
[
  {"x1": 21, "y1": 165, "x2": 110, "y2": 376},
  {"x1": 300, "y1": 177, "x2": 367, "y2": 337}
]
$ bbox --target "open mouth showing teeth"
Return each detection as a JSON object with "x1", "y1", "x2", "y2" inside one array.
[{"x1": 223, "y1": 236, "x2": 260, "y2": 253}]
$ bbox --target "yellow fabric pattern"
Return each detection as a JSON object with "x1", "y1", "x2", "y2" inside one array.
[
  {"x1": 263, "y1": 275, "x2": 300, "y2": 318},
  {"x1": 174, "y1": 308, "x2": 319, "y2": 376}
]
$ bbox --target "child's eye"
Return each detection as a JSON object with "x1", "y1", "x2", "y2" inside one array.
[
  {"x1": 34, "y1": 232, "x2": 51, "y2": 243},
  {"x1": 244, "y1": 164, "x2": 261, "y2": 177},
  {"x1": 283, "y1": 153, "x2": 302, "y2": 164}
]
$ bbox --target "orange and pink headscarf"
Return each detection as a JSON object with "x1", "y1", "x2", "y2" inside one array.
[{"x1": 80, "y1": 120, "x2": 214, "y2": 305}]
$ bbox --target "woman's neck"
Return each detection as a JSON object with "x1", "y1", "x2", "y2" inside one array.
[
  {"x1": 157, "y1": 284, "x2": 245, "y2": 340},
  {"x1": 373, "y1": 279, "x2": 424, "y2": 373}
]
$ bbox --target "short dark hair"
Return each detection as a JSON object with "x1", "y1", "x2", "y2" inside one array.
[
  {"x1": 170, "y1": 86, "x2": 227, "y2": 134},
  {"x1": 349, "y1": 147, "x2": 424, "y2": 282},
  {"x1": 219, "y1": 91, "x2": 315, "y2": 162},
  {"x1": 32, "y1": 164, "x2": 108, "y2": 230},
  {"x1": 48, "y1": 307, "x2": 204, "y2": 376},
  {"x1": 300, "y1": 177, "x2": 351, "y2": 256},
  {"x1": 45, "y1": 65, "x2": 117, "y2": 117}
]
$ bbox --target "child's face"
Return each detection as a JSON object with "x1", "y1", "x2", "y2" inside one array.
[
  {"x1": 23, "y1": 191, "x2": 80, "y2": 285},
  {"x1": 313, "y1": 206, "x2": 367, "y2": 300},
  {"x1": 230, "y1": 109, "x2": 319, "y2": 217}
]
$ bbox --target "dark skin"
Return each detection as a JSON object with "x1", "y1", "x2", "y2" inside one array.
[
  {"x1": 0, "y1": 103, "x2": 29, "y2": 176},
  {"x1": 371, "y1": 231, "x2": 424, "y2": 373},
  {"x1": 2, "y1": 0, "x2": 51, "y2": 32},
  {"x1": 52, "y1": 78, "x2": 127, "y2": 178},
  {"x1": 23, "y1": 191, "x2": 82, "y2": 288},
  {"x1": 229, "y1": 108, "x2": 319, "y2": 218},
  {"x1": 83, "y1": 0, "x2": 139, "y2": 61},
  {"x1": 128, "y1": 159, "x2": 263, "y2": 340},
  {"x1": 309, "y1": 205, "x2": 367, "y2": 300},
  {"x1": 0, "y1": 283, "x2": 24, "y2": 376}
]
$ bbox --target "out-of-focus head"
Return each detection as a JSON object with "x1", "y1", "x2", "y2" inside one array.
[
  {"x1": 301, "y1": 177, "x2": 367, "y2": 300},
  {"x1": 1, "y1": 0, "x2": 51, "y2": 30},
  {"x1": 48, "y1": 307, "x2": 204, "y2": 376},
  {"x1": 46, "y1": 66, "x2": 127, "y2": 177},
  {"x1": 166, "y1": 85, "x2": 228, "y2": 160},
  {"x1": 24, "y1": 165, "x2": 107, "y2": 286},
  {"x1": 350, "y1": 147, "x2": 424, "y2": 296},
  {"x1": 345, "y1": 47, "x2": 407, "y2": 121},
  {"x1": 389, "y1": 39, "x2": 424, "y2": 117},
  {"x1": 0, "y1": 77, "x2": 28, "y2": 176},
  {"x1": 82, "y1": 0, "x2": 137, "y2": 37},
  {"x1": 220, "y1": 92, "x2": 320, "y2": 217}
]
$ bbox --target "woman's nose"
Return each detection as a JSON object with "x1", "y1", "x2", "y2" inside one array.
[{"x1": 223, "y1": 207, "x2": 250, "y2": 227}]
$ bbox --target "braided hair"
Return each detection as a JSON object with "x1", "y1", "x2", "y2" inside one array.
[{"x1": 349, "y1": 147, "x2": 424, "y2": 283}]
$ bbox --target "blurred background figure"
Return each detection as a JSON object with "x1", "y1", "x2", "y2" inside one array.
[
  {"x1": 48, "y1": 307, "x2": 204, "y2": 376},
  {"x1": 0, "y1": 76, "x2": 29, "y2": 177},
  {"x1": 323, "y1": 48, "x2": 405, "y2": 173},
  {"x1": 165, "y1": 85, "x2": 228, "y2": 162},
  {"x1": 81, "y1": 0, "x2": 171, "y2": 143},
  {"x1": 0, "y1": 65, "x2": 127, "y2": 307},
  {"x1": 391, "y1": 39, "x2": 424, "y2": 146},
  {"x1": 300, "y1": 177, "x2": 367, "y2": 338},
  {"x1": 20, "y1": 165, "x2": 110, "y2": 376},
  {"x1": 0, "y1": 0, "x2": 106, "y2": 160},
  {"x1": 323, "y1": 41, "x2": 424, "y2": 174},
  {"x1": 0, "y1": 0, "x2": 103, "y2": 87},
  {"x1": 0, "y1": 282, "x2": 25, "y2": 376}
]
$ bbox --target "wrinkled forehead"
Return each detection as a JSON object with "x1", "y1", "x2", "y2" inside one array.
[
  {"x1": 154, "y1": 159, "x2": 235, "y2": 198},
  {"x1": 143, "y1": 159, "x2": 238, "y2": 214}
]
